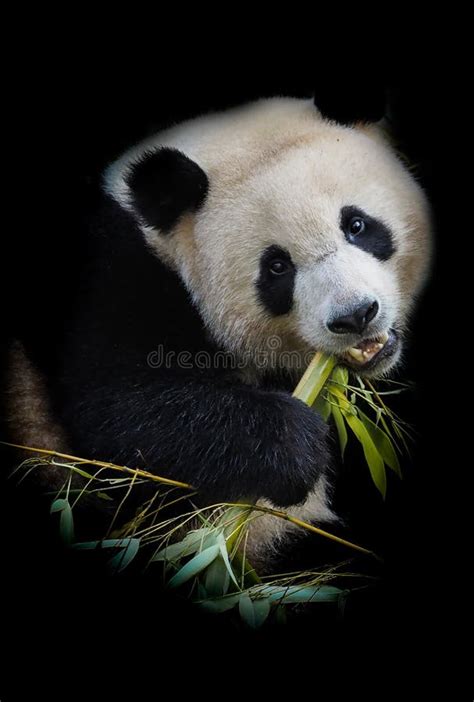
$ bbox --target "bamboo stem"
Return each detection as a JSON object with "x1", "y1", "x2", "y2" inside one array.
[
  {"x1": 225, "y1": 502, "x2": 379, "y2": 560},
  {"x1": 292, "y1": 352, "x2": 337, "y2": 406},
  {"x1": 2, "y1": 442, "x2": 194, "y2": 490},
  {"x1": 2, "y1": 442, "x2": 379, "y2": 559}
]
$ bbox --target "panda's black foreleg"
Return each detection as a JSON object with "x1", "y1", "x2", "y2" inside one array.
[{"x1": 57, "y1": 370, "x2": 331, "y2": 508}]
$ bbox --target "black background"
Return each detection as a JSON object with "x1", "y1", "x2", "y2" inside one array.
[{"x1": 1, "y1": 58, "x2": 465, "y2": 692}]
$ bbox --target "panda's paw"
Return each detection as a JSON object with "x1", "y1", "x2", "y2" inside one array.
[{"x1": 258, "y1": 393, "x2": 331, "y2": 508}]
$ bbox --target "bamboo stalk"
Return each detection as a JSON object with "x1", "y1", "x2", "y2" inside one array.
[
  {"x1": 225, "y1": 502, "x2": 379, "y2": 560},
  {"x1": 2, "y1": 442, "x2": 194, "y2": 490},
  {"x1": 2, "y1": 441, "x2": 378, "y2": 559},
  {"x1": 292, "y1": 352, "x2": 337, "y2": 406}
]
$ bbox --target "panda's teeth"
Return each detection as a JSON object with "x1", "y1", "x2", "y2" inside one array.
[
  {"x1": 345, "y1": 330, "x2": 391, "y2": 365},
  {"x1": 348, "y1": 347, "x2": 365, "y2": 362}
]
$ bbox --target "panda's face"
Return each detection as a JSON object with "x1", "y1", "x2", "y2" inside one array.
[
  {"x1": 108, "y1": 98, "x2": 432, "y2": 378},
  {"x1": 188, "y1": 126, "x2": 431, "y2": 377}
]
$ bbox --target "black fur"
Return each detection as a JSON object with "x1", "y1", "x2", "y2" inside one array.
[
  {"x1": 340, "y1": 205, "x2": 396, "y2": 261},
  {"x1": 21, "y1": 196, "x2": 329, "y2": 508},
  {"x1": 256, "y1": 245, "x2": 296, "y2": 316},
  {"x1": 59, "y1": 366, "x2": 330, "y2": 507},
  {"x1": 126, "y1": 147, "x2": 209, "y2": 232}
]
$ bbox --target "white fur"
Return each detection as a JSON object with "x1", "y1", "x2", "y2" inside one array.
[
  {"x1": 105, "y1": 98, "x2": 431, "y2": 364},
  {"x1": 246, "y1": 476, "x2": 338, "y2": 568}
]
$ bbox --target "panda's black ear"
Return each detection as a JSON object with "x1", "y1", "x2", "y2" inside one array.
[
  {"x1": 126, "y1": 147, "x2": 209, "y2": 233},
  {"x1": 314, "y1": 86, "x2": 386, "y2": 125}
]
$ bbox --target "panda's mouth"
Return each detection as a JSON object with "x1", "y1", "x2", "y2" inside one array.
[{"x1": 339, "y1": 329, "x2": 398, "y2": 371}]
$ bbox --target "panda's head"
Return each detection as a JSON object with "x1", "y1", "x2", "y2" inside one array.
[{"x1": 106, "y1": 98, "x2": 432, "y2": 377}]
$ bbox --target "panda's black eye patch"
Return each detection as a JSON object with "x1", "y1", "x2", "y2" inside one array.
[
  {"x1": 257, "y1": 246, "x2": 296, "y2": 316},
  {"x1": 341, "y1": 206, "x2": 395, "y2": 261}
]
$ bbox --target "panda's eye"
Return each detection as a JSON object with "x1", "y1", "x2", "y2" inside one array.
[
  {"x1": 348, "y1": 217, "x2": 366, "y2": 237},
  {"x1": 269, "y1": 259, "x2": 289, "y2": 275},
  {"x1": 341, "y1": 206, "x2": 396, "y2": 261}
]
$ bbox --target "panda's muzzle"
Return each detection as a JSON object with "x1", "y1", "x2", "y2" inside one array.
[{"x1": 339, "y1": 328, "x2": 399, "y2": 371}]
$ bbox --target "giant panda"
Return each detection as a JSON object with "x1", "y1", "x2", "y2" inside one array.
[{"x1": 4, "y1": 96, "x2": 432, "y2": 571}]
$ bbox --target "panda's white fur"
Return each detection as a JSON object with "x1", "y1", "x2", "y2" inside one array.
[
  {"x1": 105, "y1": 97, "x2": 431, "y2": 376},
  {"x1": 8, "y1": 97, "x2": 432, "y2": 566}
]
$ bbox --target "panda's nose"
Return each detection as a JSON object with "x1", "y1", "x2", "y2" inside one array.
[{"x1": 327, "y1": 300, "x2": 379, "y2": 335}]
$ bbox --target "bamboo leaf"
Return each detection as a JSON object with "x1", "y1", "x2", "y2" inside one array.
[
  {"x1": 96, "y1": 492, "x2": 114, "y2": 502},
  {"x1": 71, "y1": 540, "x2": 101, "y2": 550},
  {"x1": 344, "y1": 413, "x2": 387, "y2": 498},
  {"x1": 50, "y1": 498, "x2": 69, "y2": 513},
  {"x1": 217, "y1": 532, "x2": 240, "y2": 589},
  {"x1": 50, "y1": 499, "x2": 74, "y2": 545},
  {"x1": 358, "y1": 410, "x2": 402, "y2": 478},
  {"x1": 107, "y1": 538, "x2": 141, "y2": 573},
  {"x1": 251, "y1": 597, "x2": 272, "y2": 627},
  {"x1": 65, "y1": 466, "x2": 97, "y2": 480},
  {"x1": 71, "y1": 537, "x2": 140, "y2": 572},
  {"x1": 73, "y1": 538, "x2": 137, "y2": 550},
  {"x1": 329, "y1": 385, "x2": 353, "y2": 413},
  {"x1": 355, "y1": 374, "x2": 375, "y2": 403},
  {"x1": 331, "y1": 366, "x2": 349, "y2": 387},
  {"x1": 151, "y1": 541, "x2": 192, "y2": 564},
  {"x1": 198, "y1": 593, "x2": 241, "y2": 613},
  {"x1": 332, "y1": 404, "x2": 348, "y2": 459},
  {"x1": 181, "y1": 528, "x2": 215, "y2": 550},
  {"x1": 60, "y1": 508, "x2": 75, "y2": 545},
  {"x1": 313, "y1": 394, "x2": 332, "y2": 422},
  {"x1": 259, "y1": 584, "x2": 343, "y2": 604},
  {"x1": 239, "y1": 593, "x2": 261, "y2": 628},
  {"x1": 204, "y1": 555, "x2": 231, "y2": 597},
  {"x1": 168, "y1": 543, "x2": 220, "y2": 589},
  {"x1": 197, "y1": 584, "x2": 208, "y2": 600},
  {"x1": 151, "y1": 528, "x2": 214, "y2": 564}
]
